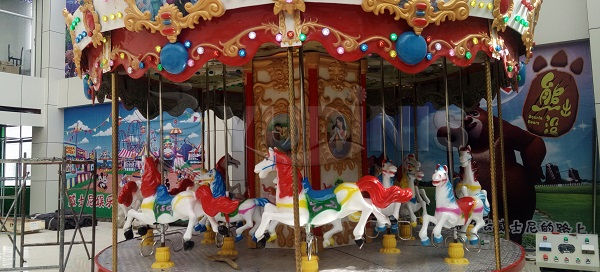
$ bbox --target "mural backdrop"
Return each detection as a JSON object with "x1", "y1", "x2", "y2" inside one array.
[
  {"x1": 64, "y1": 103, "x2": 203, "y2": 217},
  {"x1": 366, "y1": 40, "x2": 595, "y2": 247}
]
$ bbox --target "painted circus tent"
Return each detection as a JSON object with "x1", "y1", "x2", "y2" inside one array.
[{"x1": 58, "y1": 0, "x2": 594, "y2": 271}]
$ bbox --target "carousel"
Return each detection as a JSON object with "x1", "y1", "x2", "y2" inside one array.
[{"x1": 63, "y1": 0, "x2": 543, "y2": 271}]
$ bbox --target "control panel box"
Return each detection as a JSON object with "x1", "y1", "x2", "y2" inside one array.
[{"x1": 536, "y1": 232, "x2": 599, "y2": 271}]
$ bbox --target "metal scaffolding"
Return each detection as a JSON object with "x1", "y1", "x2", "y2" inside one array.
[{"x1": 0, "y1": 156, "x2": 97, "y2": 272}]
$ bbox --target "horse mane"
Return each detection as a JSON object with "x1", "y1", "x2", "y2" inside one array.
[
  {"x1": 168, "y1": 178, "x2": 194, "y2": 195},
  {"x1": 118, "y1": 180, "x2": 138, "y2": 207},
  {"x1": 399, "y1": 175, "x2": 409, "y2": 189},
  {"x1": 215, "y1": 155, "x2": 226, "y2": 176},
  {"x1": 141, "y1": 156, "x2": 162, "y2": 198},
  {"x1": 273, "y1": 149, "x2": 302, "y2": 198},
  {"x1": 195, "y1": 185, "x2": 239, "y2": 217}
]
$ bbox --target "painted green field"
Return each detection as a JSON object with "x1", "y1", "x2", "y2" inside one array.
[{"x1": 421, "y1": 185, "x2": 597, "y2": 233}]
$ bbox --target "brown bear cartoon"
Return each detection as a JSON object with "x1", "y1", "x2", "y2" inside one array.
[{"x1": 437, "y1": 105, "x2": 546, "y2": 244}]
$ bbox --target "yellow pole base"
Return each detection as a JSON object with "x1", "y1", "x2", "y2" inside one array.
[
  {"x1": 141, "y1": 229, "x2": 154, "y2": 246},
  {"x1": 400, "y1": 223, "x2": 415, "y2": 240},
  {"x1": 201, "y1": 226, "x2": 216, "y2": 245},
  {"x1": 301, "y1": 256, "x2": 319, "y2": 272},
  {"x1": 301, "y1": 241, "x2": 320, "y2": 261},
  {"x1": 379, "y1": 234, "x2": 401, "y2": 254},
  {"x1": 217, "y1": 237, "x2": 239, "y2": 256},
  {"x1": 151, "y1": 246, "x2": 175, "y2": 269},
  {"x1": 444, "y1": 242, "x2": 469, "y2": 265}
]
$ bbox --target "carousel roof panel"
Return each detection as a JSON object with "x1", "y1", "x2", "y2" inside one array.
[{"x1": 64, "y1": 0, "x2": 542, "y2": 106}]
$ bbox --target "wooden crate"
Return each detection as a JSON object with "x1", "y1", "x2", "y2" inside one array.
[{"x1": 0, "y1": 217, "x2": 45, "y2": 234}]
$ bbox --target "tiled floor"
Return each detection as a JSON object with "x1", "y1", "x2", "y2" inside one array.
[
  {"x1": 2, "y1": 222, "x2": 541, "y2": 272},
  {"x1": 1, "y1": 221, "x2": 124, "y2": 272}
]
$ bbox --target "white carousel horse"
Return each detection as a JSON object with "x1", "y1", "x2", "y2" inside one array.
[
  {"x1": 253, "y1": 147, "x2": 413, "y2": 249},
  {"x1": 398, "y1": 154, "x2": 430, "y2": 227},
  {"x1": 194, "y1": 155, "x2": 271, "y2": 242},
  {"x1": 418, "y1": 164, "x2": 486, "y2": 246},
  {"x1": 120, "y1": 156, "x2": 239, "y2": 250},
  {"x1": 455, "y1": 146, "x2": 491, "y2": 216},
  {"x1": 117, "y1": 179, "x2": 142, "y2": 223},
  {"x1": 373, "y1": 160, "x2": 401, "y2": 232}
]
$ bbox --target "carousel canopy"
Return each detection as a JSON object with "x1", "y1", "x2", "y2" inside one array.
[{"x1": 65, "y1": 0, "x2": 542, "y2": 114}]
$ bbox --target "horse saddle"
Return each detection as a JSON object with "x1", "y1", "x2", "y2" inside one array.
[
  {"x1": 155, "y1": 185, "x2": 174, "y2": 205},
  {"x1": 302, "y1": 177, "x2": 335, "y2": 201}
]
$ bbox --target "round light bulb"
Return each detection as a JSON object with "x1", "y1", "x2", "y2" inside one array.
[{"x1": 248, "y1": 31, "x2": 256, "y2": 40}]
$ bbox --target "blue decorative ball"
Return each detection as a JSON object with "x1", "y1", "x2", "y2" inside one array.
[
  {"x1": 159, "y1": 42, "x2": 188, "y2": 74},
  {"x1": 238, "y1": 49, "x2": 246, "y2": 57},
  {"x1": 75, "y1": 37, "x2": 81, "y2": 43},
  {"x1": 426, "y1": 53, "x2": 432, "y2": 60},
  {"x1": 184, "y1": 40, "x2": 191, "y2": 48},
  {"x1": 139, "y1": 62, "x2": 145, "y2": 69},
  {"x1": 395, "y1": 32, "x2": 427, "y2": 65},
  {"x1": 360, "y1": 43, "x2": 368, "y2": 52}
]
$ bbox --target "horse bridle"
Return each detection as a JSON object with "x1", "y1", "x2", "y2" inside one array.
[{"x1": 261, "y1": 154, "x2": 277, "y2": 172}]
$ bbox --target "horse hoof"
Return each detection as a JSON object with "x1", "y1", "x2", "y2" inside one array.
[
  {"x1": 194, "y1": 224, "x2": 207, "y2": 233},
  {"x1": 183, "y1": 241, "x2": 195, "y2": 251},
  {"x1": 124, "y1": 229, "x2": 133, "y2": 240},
  {"x1": 267, "y1": 233, "x2": 277, "y2": 242},
  {"x1": 376, "y1": 226, "x2": 387, "y2": 233},
  {"x1": 411, "y1": 222, "x2": 417, "y2": 228},
  {"x1": 389, "y1": 215, "x2": 398, "y2": 226},
  {"x1": 355, "y1": 238, "x2": 364, "y2": 249},
  {"x1": 137, "y1": 226, "x2": 148, "y2": 236},
  {"x1": 235, "y1": 234, "x2": 243, "y2": 242},
  {"x1": 256, "y1": 233, "x2": 269, "y2": 249},
  {"x1": 217, "y1": 225, "x2": 229, "y2": 236},
  {"x1": 252, "y1": 235, "x2": 258, "y2": 242},
  {"x1": 469, "y1": 238, "x2": 479, "y2": 245},
  {"x1": 390, "y1": 224, "x2": 399, "y2": 233},
  {"x1": 421, "y1": 238, "x2": 431, "y2": 246},
  {"x1": 433, "y1": 235, "x2": 443, "y2": 244}
]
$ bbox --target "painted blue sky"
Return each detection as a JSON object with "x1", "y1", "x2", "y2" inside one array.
[{"x1": 64, "y1": 103, "x2": 203, "y2": 157}]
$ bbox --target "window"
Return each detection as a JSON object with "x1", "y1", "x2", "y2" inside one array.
[
  {"x1": 0, "y1": 0, "x2": 33, "y2": 76},
  {"x1": 2, "y1": 126, "x2": 32, "y2": 186}
]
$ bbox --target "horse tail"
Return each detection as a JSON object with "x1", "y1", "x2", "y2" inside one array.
[
  {"x1": 356, "y1": 175, "x2": 412, "y2": 208},
  {"x1": 141, "y1": 156, "x2": 161, "y2": 198},
  {"x1": 118, "y1": 181, "x2": 138, "y2": 207},
  {"x1": 168, "y1": 178, "x2": 194, "y2": 195},
  {"x1": 254, "y1": 197, "x2": 271, "y2": 207},
  {"x1": 478, "y1": 190, "x2": 490, "y2": 217},
  {"x1": 195, "y1": 185, "x2": 239, "y2": 217}
]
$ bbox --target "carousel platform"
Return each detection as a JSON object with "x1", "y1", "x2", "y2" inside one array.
[{"x1": 95, "y1": 229, "x2": 525, "y2": 272}]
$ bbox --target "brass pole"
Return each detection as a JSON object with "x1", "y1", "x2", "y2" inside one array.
[
  {"x1": 205, "y1": 64, "x2": 211, "y2": 168},
  {"x1": 380, "y1": 57, "x2": 386, "y2": 160},
  {"x1": 398, "y1": 70, "x2": 403, "y2": 161},
  {"x1": 223, "y1": 63, "x2": 229, "y2": 192},
  {"x1": 287, "y1": 47, "x2": 302, "y2": 272},
  {"x1": 413, "y1": 76, "x2": 418, "y2": 160},
  {"x1": 496, "y1": 63, "x2": 510, "y2": 241},
  {"x1": 110, "y1": 73, "x2": 119, "y2": 272},
  {"x1": 159, "y1": 75, "x2": 164, "y2": 183},
  {"x1": 299, "y1": 47, "x2": 308, "y2": 176},
  {"x1": 443, "y1": 57, "x2": 454, "y2": 179},
  {"x1": 485, "y1": 59, "x2": 501, "y2": 269},
  {"x1": 146, "y1": 72, "x2": 150, "y2": 157}
]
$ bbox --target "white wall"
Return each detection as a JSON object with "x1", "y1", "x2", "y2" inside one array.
[
  {"x1": 535, "y1": 0, "x2": 589, "y2": 45},
  {"x1": 0, "y1": 0, "x2": 33, "y2": 75}
]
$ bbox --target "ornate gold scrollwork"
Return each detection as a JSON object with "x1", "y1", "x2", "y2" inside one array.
[
  {"x1": 300, "y1": 19, "x2": 393, "y2": 53},
  {"x1": 78, "y1": 0, "x2": 104, "y2": 47},
  {"x1": 123, "y1": 0, "x2": 225, "y2": 43},
  {"x1": 273, "y1": 0, "x2": 306, "y2": 15},
  {"x1": 108, "y1": 46, "x2": 160, "y2": 72},
  {"x1": 428, "y1": 32, "x2": 491, "y2": 59},
  {"x1": 491, "y1": 0, "x2": 514, "y2": 32},
  {"x1": 361, "y1": 0, "x2": 469, "y2": 35},
  {"x1": 522, "y1": 0, "x2": 542, "y2": 63}
]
